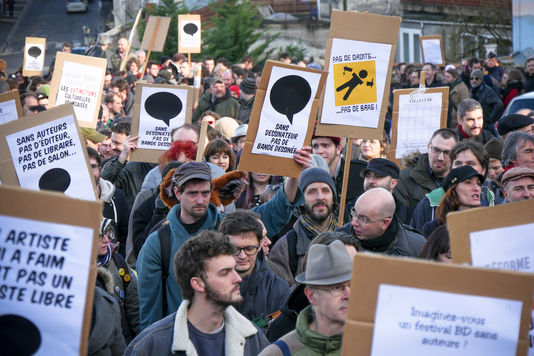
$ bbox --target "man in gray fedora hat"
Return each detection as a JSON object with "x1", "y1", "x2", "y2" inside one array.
[{"x1": 260, "y1": 240, "x2": 352, "y2": 355}]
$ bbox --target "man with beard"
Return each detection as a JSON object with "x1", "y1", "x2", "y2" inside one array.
[
  {"x1": 125, "y1": 231, "x2": 268, "y2": 355},
  {"x1": 338, "y1": 188, "x2": 426, "y2": 257},
  {"x1": 455, "y1": 98, "x2": 495, "y2": 144},
  {"x1": 192, "y1": 76, "x2": 240, "y2": 122},
  {"x1": 219, "y1": 210, "x2": 289, "y2": 326},
  {"x1": 268, "y1": 168, "x2": 338, "y2": 286},
  {"x1": 395, "y1": 128, "x2": 458, "y2": 216},
  {"x1": 137, "y1": 153, "x2": 310, "y2": 329}
]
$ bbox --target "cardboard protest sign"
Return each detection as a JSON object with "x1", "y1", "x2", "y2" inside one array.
[
  {"x1": 0, "y1": 90, "x2": 22, "y2": 124},
  {"x1": 342, "y1": 254, "x2": 534, "y2": 356},
  {"x1": 316, "y1": 10, "x2": 400, "y2": 139},
  {"x1": 0, "y1": 185, "x2": 102, "y2": 356},
  {"x1": 238, "y1": 61, "x2": 327, "y2": 178},
  {"x1": 448, "y1": 200, "x2": 534, "y2": 356},
  {"x1": 48, "y1": 52, "x2": 106, "y2": 128},
  {"x1": 140, "y1": 16, "x2": 171, "y2": 53},
  {"x1": 130, "y1": 83, "x2": 193, "y2": 163},
  {"x1": 23, "y1": 37, "x2": 46, "y2": 77},
  {"x1": 178, "y1": 14, "x2": 201, "y2": 54},
  {"x1": 0, "y1": 104, "x2": 97, "y2": 201},
  {"x1": 421, "y1": 35, "x2": 445, "y2": 65},
  {"x1": 390, "y1": 87, "x2": 449, "y2": 167}
]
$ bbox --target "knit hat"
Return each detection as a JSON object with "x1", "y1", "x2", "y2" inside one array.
[
  {"x1": 298, "y1": 167, "x2": 336, "y2": 196},
  {"x1": 471, "y1": 69, "x2": 484, "y2": 81},
  {"x1": 239, "y1": 77, "x2": 256, "y2": 95},
  {"x1": 215, "y1": 117, "x2": 239, "y2": 140},
  {"x1": 442, "y1": 166, "x2": 484, "y2": 192},
  {"x1": 484, "y1": 138, "x2": 503, "y2": 161},
  {"x1": 37, "y1": 84, "x2": 50, "y2": 97},
  {"x1": 497, "y1": 114, "x2": 534, "y2": 136}
]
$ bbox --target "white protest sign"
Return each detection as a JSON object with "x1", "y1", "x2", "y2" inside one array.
[
  {"x1": 24, "y1": 43, "x2": 45, "y2": 72},
  {"x1": 322, "y1": 38, "x2": 391, "y2": 128},
  {"x1": 51, "y1": 53, "x2": 106, "y2": 127},
  {"x1": 0, "y1": 99, "x2": 18, "y2": 124},
  {"x1": 138, "y1": 86, "x2": 189, "y2": 150},
  {"x1": 370, "y1": 284, "x2": 522, "y2": 356},
  {"x1": 422, "y1": 37, "x2": 444, "y2": 65},
  {"x1": 180, "y1": 19, "x2": 201, "y2": 50},
  {"x1": 469, "y1": 223, "x2": 534, "y2": 356},
  {"x1": 5, "y1": 115, "x2": 95, "y2": 200},
  {"x1": 251, "y1": 65, "x2": 322, "y2": 158},
  {"x1": 395, "y1": 92, "x2": 443, "y2": 158},
  {"x1": 0, "y1": 215, "x2": 94, "y2": 355}
]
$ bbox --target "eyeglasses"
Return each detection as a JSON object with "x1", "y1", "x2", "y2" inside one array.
[
  {"x1": 313, "y1": 281, "x2": 350, "y2": 297},
  {"x1": 90, "y1": 163, "x2": 99, "y2": 169},
  {"x1": 470, "y1": 77, "x2": 481, "y2": 81},
  {"x1": 350, "y1": 208, "x2": 388, "y2": 224},
  {"x1": 100, "y1": 230, "x2": 115, "y2": 241},
  {"x1": 232, "y1": 245, "x2": 260, "y2": 256},
  {"x1": 429, "y1": 144, "x2": 450, "y2": 157}
]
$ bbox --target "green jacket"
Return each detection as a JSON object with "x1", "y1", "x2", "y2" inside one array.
[
  {"x1": 192, "y1": 90, "x2": 240, "y2": 122},
  {"x1": 259, "y1": 306, "x2": 343, "y2": 355}
]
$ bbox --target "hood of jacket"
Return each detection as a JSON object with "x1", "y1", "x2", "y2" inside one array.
[
  {"x1": 98, "y1": 178, "x2": 116, "y2": 203},
  {"x1": 400, "y1": 150, "x2": 421, "y2": 169},
  {"x1": 295, "y1": 305, "x2": 342, "y2": 353}
]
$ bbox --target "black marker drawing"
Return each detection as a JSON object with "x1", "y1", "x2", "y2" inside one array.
[
  {"x1": 144, "y1": 92, "x2": 183, "y2": 126},
  {"x1": 336, "y1": 67, "x2": 374, "y2": 101},
  {"x1": 0, "y1": 314, "x2": 42, "y2": 356},
  {"x1": 183, "y1": 23, "x2": 198, "y2": 37},
  {"x1": 269, "y1": 75, "x2": 312, "y2": 125},
  {"x1": 27, "y1": 46, "x2": 42, "y2": 59},
  {"x1": 38, "y1": 167, "x2": 71, "y2": 193}
]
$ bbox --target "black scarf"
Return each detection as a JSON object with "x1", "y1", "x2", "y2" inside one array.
[{"x1": 359, "y1": 215, "x2": 400, "y2": 252}]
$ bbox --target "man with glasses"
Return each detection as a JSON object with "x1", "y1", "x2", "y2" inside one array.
[
  {"x1": 395, "y1": 128, "x2": 459, "y2": 214},
  {"x1": 219, "y1": 210, "x2": 289, "y2": 326},
  {"x1": 260, "y1": 240, "x2": 352, "y2": 355},
  {"x1": 455, "y1": 98, "x2": 495, "y2": 144},
  {"x1": 469, "y1": 69, "x2": 503, "y2": 134},
  {"x1": 339, "y1": 188, "x2": 426, "y2": 256}
]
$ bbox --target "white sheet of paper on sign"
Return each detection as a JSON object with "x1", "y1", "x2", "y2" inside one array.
[
  {"x1": 251, "y1": 66, "x2": 322, "y2": 159},
  {"x1": 422, "y1": 38, "x2": 443, "y2": 64},
  {"x1": 321, "y1": 38, "x2": 391, "y2": 128},
  {"x1": 5, "y1": 115, "x2": 96, "y2": 200},
  {"x1": 0, "y1": 215, "x2": 94, "y2": 356},
  {"x1": 0, "y1": 99, "x2": 18, "y2": 124},
  {"x1": 370, "y1": 284, "x2": 522, "y2": 356},
  {"x1": 55, "y1": 61, "x2": 105, "y2": 125},
  {"x1": 180, "y1": 21, "x2": 201, "y2": 48},
  {"x1": 138, "y1": 86, "x2": 189, "y2": 150},
  {"x1": 24, "y1": 43, "x2": 45, "y2": 72},
  {"x1": 395, "y1": 92, "x2": 443, "y2": 158}
]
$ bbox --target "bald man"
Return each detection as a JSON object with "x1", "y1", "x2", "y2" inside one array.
[
  {"x1": 110, "y1": 37, "x2": 136, "y2": 75},
  {"x1": 337, "y1": 188, "x2": 426, "y2": 257}
]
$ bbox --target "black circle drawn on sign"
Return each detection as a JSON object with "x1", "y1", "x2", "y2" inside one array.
[
  {"x1": 144, "y1": 91, "x2": 183, "y2": 126},
  {"x1": 28, "y1": 46, "x2": 42, "y2": 59},
  {"x1": 269, "y1": 75, "x2": 312, "y2": 125},
  {"x1": 38, "y1": 167, "x2": 71, "y2": 193},
  {"x1": 0, "y1": 314, "x2": 42, "y2": 356},
  {"x1": 183, "y1": 23, "x2": 198, "y2": 37}
]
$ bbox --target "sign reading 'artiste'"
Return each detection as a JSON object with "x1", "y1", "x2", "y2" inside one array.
[{"x1": 322, "y1": 38, "x2": 392, "y2": 128}]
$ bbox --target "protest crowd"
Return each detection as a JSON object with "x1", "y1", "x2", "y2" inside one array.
[{"x1": 1, "y1": 32, "x2": 534, "y2": 356}]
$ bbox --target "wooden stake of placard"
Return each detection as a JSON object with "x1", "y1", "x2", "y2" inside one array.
[
  {"x1": 145, "y1": 16, "x2": 161, "y2": 76},
  {"x1": 342, "y1": 253, "x2": 534, "y2": 356},
  {"x1": 120, "y1": 8, "x2": 143, "y2": 72},
  {"x1": 0, "y1": 185, "x2": 103, "y2": 356},
  {"x1": 338, "y1": 139, "x2": 352, "y2": 226},
  {"x1": 0, "y1": 89, "x2": 23, "y2": 124},
  {"x1": 23, "y1": 37, "x2": 46, "y2": 77},
  {"x1": 420, "y1": 35, "x2": 446, "y2": 66},
  {"x1": 316, "y1": 10, "x2": 401, "y2": 140},
  {"x1": 390, "y1": 86, "x2": 449, "y2": 168},
  {"x1": 196, "y1": 117, "x2": 210, "y2": 161},
  {"x1": 139, "y1": 16, "x2": 171, "y2": 74}
]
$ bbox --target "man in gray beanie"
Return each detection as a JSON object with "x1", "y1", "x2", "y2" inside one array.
[
  {"x1": 268, "y1": 167, "x2": 338, "y2": 286},
  {"x1": 238, "y1": 77, "x2": 257, "y2": 123}
]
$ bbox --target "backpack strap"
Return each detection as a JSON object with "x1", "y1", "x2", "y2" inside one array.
[
  {"x1": 286, "y1": 229, "x2": 298, "y2": 277},
  {"x1": 273, "y1": 339, "x2": 291, "y2": 356},
  {"x1": 158, "y1": 222, "x2": 171, "y2": 317}
]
